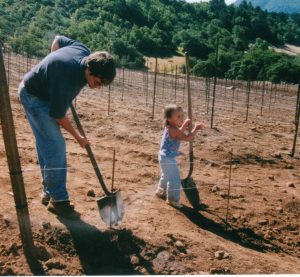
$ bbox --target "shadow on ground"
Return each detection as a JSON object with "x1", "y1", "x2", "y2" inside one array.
[
  {"x1": 55, "y1": 217, "x2": 155, "y2": 275},
  {"x1": 180, "y1": 205, "x2": 282, "y2": 253}
]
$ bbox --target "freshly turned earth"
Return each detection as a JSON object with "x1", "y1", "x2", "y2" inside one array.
[{"x1": 0, "y1": 54, "x2": 299, "y2": 275}]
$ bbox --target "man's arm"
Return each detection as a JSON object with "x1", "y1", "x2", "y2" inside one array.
[
  {"x1": 51, "y1": 36, "x2": 60, "y2": 52},
  {"x1": 55, "y1": 116, "x2": 89, "y2": 148}
]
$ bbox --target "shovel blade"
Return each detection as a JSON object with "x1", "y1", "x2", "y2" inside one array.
[
  {"x1": 181, "y1": 177, "x2": 201, "y2": 210},
  {"x1": 97, "y1": 190, "x2": 124, "y2": 226}
]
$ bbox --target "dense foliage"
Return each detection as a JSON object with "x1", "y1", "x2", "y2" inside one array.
[
  {"x1": 235, "y1": 0, "x2": 300, "y2": 14},
  {"x1": 0, "y1": 0, "x2": 300, "y2": 82}
]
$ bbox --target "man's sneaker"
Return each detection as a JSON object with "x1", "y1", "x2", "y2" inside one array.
[
  {"x1": 155, "y1": 191, "x2": 166, "y2": 200},
  {"x1": 166, "y1": 200, "x2": 183, "y2": 209},
  {"x1": 47, "y1": 201, "x2": 80, "y2": 219},
  {"x1": 41, "y1": 194, "x2": 51, "y2": 206}
]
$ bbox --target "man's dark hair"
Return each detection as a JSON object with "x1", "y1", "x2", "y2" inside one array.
[{"x1": 86, "y1": 51, "x2": 116, "y2": 86}]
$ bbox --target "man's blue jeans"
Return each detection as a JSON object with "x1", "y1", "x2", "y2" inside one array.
[{"x1": 19, "y1": 83, "x2": 69, "y2": 201}]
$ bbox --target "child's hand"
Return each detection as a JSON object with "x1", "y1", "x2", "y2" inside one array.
[
  {"x1": 184, "y1": 118, "x2": 192, "y2": 125},
  {"x1": 195, "y1": 122, "x2": 205, "y2": 130},
  {"x1": 183, "y1": 118, "x2": 192, "y2": 129}
]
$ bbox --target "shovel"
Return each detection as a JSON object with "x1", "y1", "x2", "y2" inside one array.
[
  {"x1": 181, "y1": 53, "x2": 201, "y2": 210},
  {"x1": 70, "y1": 104, "x2": 124, "y2": 225}
]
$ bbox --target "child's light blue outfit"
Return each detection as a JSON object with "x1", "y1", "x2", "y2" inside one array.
[{"x1": 157, "y1": 126, "x2": 181, "y2": 202}]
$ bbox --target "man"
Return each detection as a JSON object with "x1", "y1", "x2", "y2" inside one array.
[{"x1": 19, "y1": 35, "x2": 116, "y2": 218}]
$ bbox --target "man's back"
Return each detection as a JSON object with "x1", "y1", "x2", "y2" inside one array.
[{"x1": 23, "y1": 36, "x2": 90, "y2": 118}]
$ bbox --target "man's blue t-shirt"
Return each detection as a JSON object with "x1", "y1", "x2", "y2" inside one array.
[{"x1": 23, "y1": 36, "x2": 91, "y2": 119}]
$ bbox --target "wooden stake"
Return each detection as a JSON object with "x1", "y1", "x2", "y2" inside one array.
[
  {"x1": 0, "y1": 47, "x2": 35, "y2": 257},
  {"x1": 146, "y1": 67, "x2": 149, "y2": 106},
  {"x1": 245, "y1": 80, "x2": 251, "y2": 122},
  {"x1": 174, "y1": 65, "x2": 177, "y2": 102},
  {"x1": 121, "y1": 68, "x2": 124, "y2": 101},
  {"x1": 151, "y1": 57, "x2": 158, "y2": 119},
  {"x1": 225, "y1": 149, "x2": 233, "y2": 231},
  {"x1": 210, "y1": 37, "x2": 219, "y2": 129},
  {"x1": 108, "y1": 85, "x2": 111, "y2": 115},
  {"x1": 260, "y1": 81, "x2": 265, "y2": 116},
  {"x1": 291, "y1": 84, "x2": 300, "y2": 157}
]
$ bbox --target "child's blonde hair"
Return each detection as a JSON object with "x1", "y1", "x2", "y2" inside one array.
[{"x1": 164, "y1": 104, "x2": 182, "y2": 126}]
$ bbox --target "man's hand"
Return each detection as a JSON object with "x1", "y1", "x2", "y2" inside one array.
[{"x1": 76, "y1": 135, "x2": 90, "y2": 148}]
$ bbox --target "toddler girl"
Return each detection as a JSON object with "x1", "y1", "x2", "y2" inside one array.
[{"x1": 156, "y1": 104, "x2": 204, "y2": 208}]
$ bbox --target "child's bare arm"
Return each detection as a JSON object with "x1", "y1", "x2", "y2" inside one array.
[
  {"x1": 170, "y1": 123, "x2": 204, "y2": 142},
  {"x1": 179, "y1": 118, "x2": 191, "y2": 131}
]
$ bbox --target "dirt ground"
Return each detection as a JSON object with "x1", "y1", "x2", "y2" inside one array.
[{"x1": 0, "y1": 53, "x2": 299, "y2": 275}]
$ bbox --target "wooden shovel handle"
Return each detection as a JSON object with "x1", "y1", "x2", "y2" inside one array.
[{"x1": 70, "y1": 104, "x2": 111, "y2": 196}]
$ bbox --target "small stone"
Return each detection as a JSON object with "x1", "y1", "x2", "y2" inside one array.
[
  {"x1": 42, "y1": 222, "x2": 52, "y2": 230},
  {"x1": 35, "y1": 245, "x2": 52, "y2": 261},
  {"x1": 258, "y1": 219, "x2": 268, "y2": 225},
  {"x1": 174, "y1": 240, "x2": 185, "y2": 251},
  {"x1": 130, "y1": 254, "x2": 140, "y2": 266},
  {"x1": 87, "y1": 189, "x2": 96, "y2": 197},
  {"x1": 210, "y1": 267, "x2": 230, "y2": 274},
  {"x1": 211, "y1": 185, "x2": 220, "y2": 193},
  {"x1": 282, "y1": 190, "x2": 287, "y2": 193},
  {"x1": 3, "y1": 215, "x2": 11, "y2": 226},
  {"x1": 214, "y1": 250, "x2": 230, "y2": 260},
  {"x1": 285, "y1": 165, "x2": 294, "y2": 169},
  {"x1": 287, "y1": 183, "x2": 296, "y2": 188},
  {"x1": 274, "y1": 153, "x2": 282, "y2": 159},
  {"x1": 275, "y1": 207, "x2": 283, "y2": 213},
  {"x1": 268, "y1": 175, "x2": 275, "y2": 181},
  {"x1": 232, "y1": 214, "x2": 240, "y2": 221},
  {"x1": 8, "y1": 243, "x2": 19, "y2": 256},
  {"x1": 290, "y1": 230, "x2": 299, "y2": 235},
  {"x1": 46, "y1": 261, "x2": 66, "y2": 270}
]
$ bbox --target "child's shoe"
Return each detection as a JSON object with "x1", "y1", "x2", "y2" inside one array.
[
  {"x1": 166, "y1": 200, "x2": 183, "y2": 208},
  {"x1": 155, "y1": 191, "x2": 166, "y2": 200}
]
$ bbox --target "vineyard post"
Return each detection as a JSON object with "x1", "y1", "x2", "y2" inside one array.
[
  {"x1": 255, "y1": 81, "x2": 259, "y2": 102},
  {"x1": 260, "y1": 81, "x2": 265, "y2": 116},
  {"x1": 0, "y1": 47, "x2": 36, "y2": 257},
  {"x1": 206, "y1": 78, "x2": 211, "y2": 114},
  {"x1": 210, "y1": 37, "x2": 219, "y2": 129},
  {"x1": 108, "y1": 85, "x2": 111, "y2": 115},
  {"x1": 162, "y1": 65, "x2": 166, "y2": 100},
  {"x1": 224, "y1": 78, "x2": 227, "y2": 101},
  {"x1": 245, "y1": 80, "x2": 251, "y2": 122},
  {"x1": 295, "y1": 84, "x2": 300, "y2": 123},
  {"x1": 151, "y1": 57, "x2": 158, "y2": 119},
  {"x1": 127, "y1": 68, "x2": 130, "y2": 94},
  {"x1": 146, "y1": 67, "x2": 149, "y2": 106},
  {"x1": 7, "y1": 48, "x2": 10, "y2": 87},
  {"x1": 121, "y1": 68, "x2": 124, "y2": 101},
  {"x1": 18, "y1": 54, "x2": 21, "y2": 82},
  {"x1": 274, "y1": 84, "x2": 277, "y2": 103},
  {"x1": 291, "y1": 84, "x2": 300, "y2": 157},
  {"x1": 225, "y1": 149, "x2": 233, "y2": 231},
  {"x1": 236, "y1": 80, "x2": 239, "y2": 102},
  {"x1": 174, "y1": 65, "x2": 177, "y2": 102},
  {"x1": 269, "y1": 83, "x2": 273, "y2": 110},
  {"x1": 26, "y1": 53, "x2": 29, "y2": 72},
  {"x1": 231, "y1": 87, "x2": 235, "y2": 112}
]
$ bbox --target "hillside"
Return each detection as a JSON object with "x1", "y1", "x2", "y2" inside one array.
[
  {"x1": 235, "y1": 0, "x2": 300, "y2": 14},
  {"x1": 0, "y1": 0, "x2": 300, "y2": 82}
]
